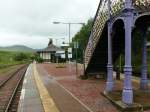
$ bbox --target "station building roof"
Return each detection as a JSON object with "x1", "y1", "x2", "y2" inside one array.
[{"x1": 37, "y1": 39, "x2": 63, "y2": 53}]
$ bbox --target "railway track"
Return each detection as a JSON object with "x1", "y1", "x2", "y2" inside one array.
[{"x1": 0, "y1": 65, "x2": 28, "y2": 112}]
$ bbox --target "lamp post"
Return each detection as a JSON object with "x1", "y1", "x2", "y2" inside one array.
[
  {"x1": 53, "y1": 21, "x2": 85, "y2": 77},
  {"x1": 53, "y1": 22, "x2": 85, "y2": 44},
  {"x1": 74, "y1": 41, "x2": 79, "y2": 77}
]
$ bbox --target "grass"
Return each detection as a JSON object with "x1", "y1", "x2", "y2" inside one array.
[
  {"x1": 0, "y1": 51, "x2": 20, "y2": 65},
  {"x1": 0, "y1": 51, "x2": 31, "y2": 64},
  {"x1": 0, "y1": 51, "x2": 30, "y2": 73},
  {"x1": 0, "y1": 64, "x2": 23, "y2": 75}
]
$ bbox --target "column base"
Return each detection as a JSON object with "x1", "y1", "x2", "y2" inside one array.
[
  {"x1": 122, "y1": 89, "x2": 133, "y2": 104},
  {"x1": 123, "y1": 66, "x2": 133, "y2": 104},
  {"x1": 140, "y1": 79, "x2": 148, "y2": 90},
  {"x1": 106, "y1": 65, "x2": 114, "y2": 92},
  {"x1": 106, "y1": 81, "x2": 114, "y2": 92}
]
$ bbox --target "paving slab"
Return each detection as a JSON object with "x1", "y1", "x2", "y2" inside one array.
[
  {"x1": 37, "y1": 63, "x2": 118, "y2": 112},
  {"x1": 17, "y1": 64, "x2": 44, "y2": 112},
  {"x1": 37, "y1": 64, "x2": 90, "y2": 112}
]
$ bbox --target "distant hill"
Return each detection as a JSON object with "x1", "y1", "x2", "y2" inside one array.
[{"x1": 0, "y1": 45, "x2": 35, "y2": 52}]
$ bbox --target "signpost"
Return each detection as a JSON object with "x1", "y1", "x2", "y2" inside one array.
[
  {"x1": 68, "y1": 47, "x2": 72, "y2": 62},
  {"x1": 74, "y1": 41, "x2": 79, "y2": 77},
  {"x1": 67, "y1": 47, "x2": 72, "y2": 72}
]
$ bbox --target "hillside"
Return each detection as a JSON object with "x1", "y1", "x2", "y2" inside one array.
[
  {"x1": 0, "y1": 51, "x2": 17, "y2": 65},
  {"x1": 0, "y1": 51, "x2": 31, "y2": 69},
  {"x1": 0, "y1": 45, "x2": 35, "y2": 52}
]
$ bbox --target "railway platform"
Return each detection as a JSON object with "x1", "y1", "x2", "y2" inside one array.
[
  {"x1": 17, "y1": 64, "x2": 60, "y2": 112},
  {"x1": 17, "y1": 63, "x2": 90, "y2": 112},
  {"x1": 17, "y1": 64, "x2": 45, "y2": 112},
  {"x1": 18, "y1": 63, "x2": 150, "y2": 112}
]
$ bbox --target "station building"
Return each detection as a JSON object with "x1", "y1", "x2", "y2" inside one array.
[{"x1": 37, "y1": 39, "x2": 65, "y2": 62}]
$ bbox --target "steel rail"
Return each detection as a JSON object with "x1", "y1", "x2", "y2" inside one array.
[
  {"x1": 0, "y1": 65, "x2": 26, "y2": 88},
  {"x1": 4, "y1": 65, "x2": 27, "y2": 112}
]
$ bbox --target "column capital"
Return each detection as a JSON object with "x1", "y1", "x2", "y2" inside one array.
[
  {"x1": 107, "y1": 20, "x2": 112, "y2": 27},
  {"x1": 124, "y1": 0, "x2": 133, "y2": 9},
  {"x1": 122, "y1": 1, "x2": 135, "y2": 18}
]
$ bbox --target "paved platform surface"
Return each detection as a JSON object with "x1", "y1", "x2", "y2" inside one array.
[
  {"x1": 18, "y1": 63, "x2": 90, "y2": 112},
  {"x1": 37, "y1": 63, "x2": 118, "y2": 112},
  {"x1": 17, "y1": 63, "x2": 150, "y2": 112},
  {"x1": 36, "y1": 64, "x2": 91, "y2": 112},
  {"x1": 18, "y1": 64, "x2": 59, "y2": 112},
  {"x1": 18, "y1": 64, "x2": 44, "y2": 112},
  {"x1": 37, "y1": 63, "x2": 150, "y2": 112}
]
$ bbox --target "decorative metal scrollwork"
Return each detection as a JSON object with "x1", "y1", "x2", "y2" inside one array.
[
  {"x1": 85, "y1": 0, "x2": 150, "y2": 68},
  {"x1": 133, "y1": 0, "x2": 150, "y2": 12}
]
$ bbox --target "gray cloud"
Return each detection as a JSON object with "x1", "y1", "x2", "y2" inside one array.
[{"x1": 0, "y1": 0, "x2": 99, "y2": 48}]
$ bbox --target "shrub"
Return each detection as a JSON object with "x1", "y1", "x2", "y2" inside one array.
[
  {"x1": 36, "y1": 56, "x2": 44, "y2": 63},
  {"x1": 14, "y1": 52, "x2": 28, "y2": 61}
]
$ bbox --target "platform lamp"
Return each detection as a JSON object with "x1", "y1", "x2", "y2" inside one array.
[
  {"x1": 53, "y1": 21, "x2": 85, "y2": 75},
  {"x1": 53, "y1": 21, "x2": 85, "y2": 45}
]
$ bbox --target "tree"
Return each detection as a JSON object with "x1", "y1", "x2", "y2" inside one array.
[
  {"x1": 71, "y1": 18, "x2": 93, "y2": 62},
  {"x1": 30, "y1": 53, "x2": 43, "y2": 63}
]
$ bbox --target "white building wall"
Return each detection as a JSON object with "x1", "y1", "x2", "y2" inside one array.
[
  {"x1": 49, "y1": 53, "x2": 51, "y2": 60},
  {"x1": 40, "y1": 52, "x2": 44, "y2": 59},
  {"x1": 40, "y1": 53, "x2": 43, "y2": 58},
  {"x1": 46, "y1": 53, "x2": 49, "y2": 59},
  {"x1": 44, "y1": 53, "x2": 46, "y2": 59},
  {"x1": 39, "y1": 52, "x2": 52, "y2": 61},
  {"x1": 41, "y1": 52, "x2": 51, "y2": 60}
]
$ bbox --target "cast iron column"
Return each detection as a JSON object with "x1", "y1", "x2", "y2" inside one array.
[
  {"x1": 140, "y1": 29, "x2": 148, "y2": 90},
  {"x1": 106, "y1": 0, "x2": 114, "y2": 92},
  {"x1": 106, "y1": 21, "x2": 114, "y2": 92},
  {"x1": 122, "y1": 12, "x2": 133, "y2": 105}
]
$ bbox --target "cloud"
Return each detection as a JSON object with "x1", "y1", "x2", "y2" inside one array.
[{"x1": 0, "y1": 0, "x2": 99, "y2": 48}]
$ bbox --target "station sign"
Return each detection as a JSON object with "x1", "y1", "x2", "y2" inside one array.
[
  {"x1": 61, "y1": 54, "x2": 66, "y2": 59},
  {"x1": 68, "y1": 53, "x2": 72, "y2": 59},
  {"x1": 56, "y1": 51, "x2": 65, "y2": 54},
  {"x1": 68, "y1": 48, "x2": 72, "y2": 53}
]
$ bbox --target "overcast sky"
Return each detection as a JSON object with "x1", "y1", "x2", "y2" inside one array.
[{"x1": 0, "y1": 0, "x2": 99, "y2": 49}]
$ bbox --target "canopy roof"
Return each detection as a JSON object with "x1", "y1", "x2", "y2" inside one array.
[{"x1": 37, "y1": 39, "x2": 63, "y2": 52}]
